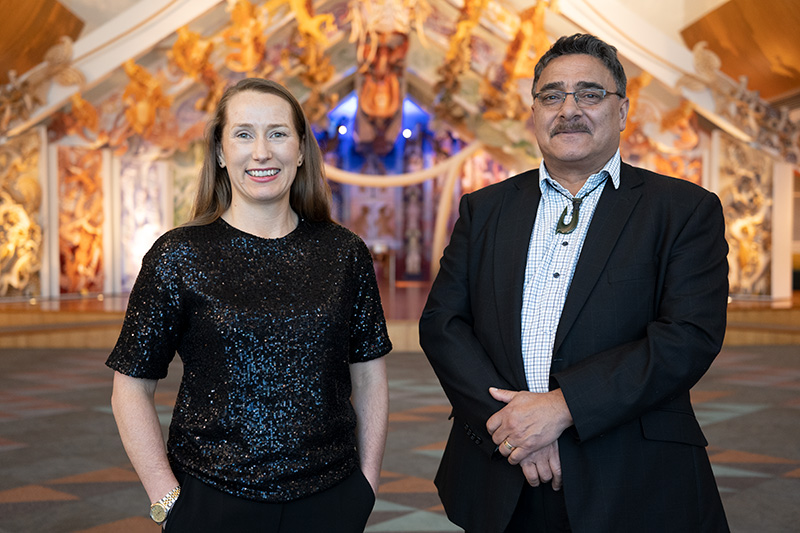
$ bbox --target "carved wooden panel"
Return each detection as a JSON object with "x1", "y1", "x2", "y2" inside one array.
[
  {"x1": 57, "y1": 146, "x2": 104, "y2": 295},
  {"x1": 0, "y1": 130, "x2": 42, "y2": 297},
  {"x1": 717, "y1": 132, "x2": 774, "y2": 297}
]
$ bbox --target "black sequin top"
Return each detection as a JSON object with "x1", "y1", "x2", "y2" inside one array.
[{"x1": 106, "y1": 218, "x2": 392, "y2": 502}]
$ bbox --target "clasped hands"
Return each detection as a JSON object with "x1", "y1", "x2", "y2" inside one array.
[{"x1": 486, "y1": 387, "x2": 573, "y2": 490}]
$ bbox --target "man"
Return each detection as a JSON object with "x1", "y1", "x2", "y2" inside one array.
[{"x1": 419, "y1": 33, "x2": 729, "y2": 533}]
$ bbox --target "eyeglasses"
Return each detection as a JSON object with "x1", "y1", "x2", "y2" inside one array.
[{"x1": 534, "y1": 88, "x2": 624, "y2": 108}]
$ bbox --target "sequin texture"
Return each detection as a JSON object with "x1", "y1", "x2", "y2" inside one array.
[{"x1": 106, "y1": 218, "x2": 392, "y2": 502}]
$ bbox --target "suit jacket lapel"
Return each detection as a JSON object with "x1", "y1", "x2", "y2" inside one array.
[
  {"x1": 553, "y1": 163, "x2": 643, "y2": 356},
  {"x1": 494, "y1": 170, "x2": 540, "y2": 390}
]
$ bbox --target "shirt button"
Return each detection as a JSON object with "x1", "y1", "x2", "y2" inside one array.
[
  {"x1": 562, "y1": 241, "x2": 569, "y2": 246},
  {"x1": 553, "y1": 272, "x2": 560, "y2": 278}
]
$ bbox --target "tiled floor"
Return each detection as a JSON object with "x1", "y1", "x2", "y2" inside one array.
[{"x1": 0, "y1": 346, "x2": 799, "y2": 532}]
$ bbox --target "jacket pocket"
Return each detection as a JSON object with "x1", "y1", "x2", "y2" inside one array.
[{"x1": 640, "y1": 408, "x2": 708, "y2": 447}]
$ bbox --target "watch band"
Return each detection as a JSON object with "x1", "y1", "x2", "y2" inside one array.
[{"x1": 149, "y1": 485, "x2": 181, "y2": 525}]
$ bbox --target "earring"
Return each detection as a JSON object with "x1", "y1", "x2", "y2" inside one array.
[
  {"x1": 218, "y1": 159, "x2": 225, "y2": 168},
  {"x1": 297, "y1": 157, "x2": 303, "y2": 167}
]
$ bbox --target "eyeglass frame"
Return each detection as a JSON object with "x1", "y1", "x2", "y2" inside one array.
[{"x1": 533, "y1": 88, "x2": 625, "y2": 108}]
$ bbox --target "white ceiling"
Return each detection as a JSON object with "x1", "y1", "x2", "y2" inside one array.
[
  {"x1": 616, "y1": 0, "x2": 728, "y2": 45},
  {"x1": 60, "y1": 0, "x2": 140, "y2": 36}
]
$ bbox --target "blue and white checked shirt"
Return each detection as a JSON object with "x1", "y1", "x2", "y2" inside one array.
[{"x1": 521, "y1": 150, "x2": 621, "y2": 392}]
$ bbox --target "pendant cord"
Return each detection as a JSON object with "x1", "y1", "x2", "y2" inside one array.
[{"x1": 549, "y1": 175, "x2": 609, "y2": 234}]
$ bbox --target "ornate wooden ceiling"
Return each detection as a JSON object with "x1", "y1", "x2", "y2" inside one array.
[
  {"x1": 681, "y1": 0, "x2": 800, "y2": 104},
  {"x1": 0, "y1": 0, "x2": 83, "y2": 85},
  {"x1": 2, "y1": 0, "x2": 799, "y2": 165}
]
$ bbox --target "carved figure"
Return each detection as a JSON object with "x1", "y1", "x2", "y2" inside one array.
[
  {"x1": 222, "y1": 0, "x2": 268, "y2": 73},
  {"x1": 170, "y1": 26, "x2": 227, "y2": 111},
  {"x1": 122, "y1": 60, "x2": 173, "y2": 138}
]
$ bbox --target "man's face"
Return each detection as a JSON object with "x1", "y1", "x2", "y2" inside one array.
[{"x1": 531, "y1": 54, "x2": 629, "y2": 177}]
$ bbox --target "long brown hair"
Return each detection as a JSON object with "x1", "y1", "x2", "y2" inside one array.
[{"x1": 188, "y1": 78, "x2": 332, "y2": 226}]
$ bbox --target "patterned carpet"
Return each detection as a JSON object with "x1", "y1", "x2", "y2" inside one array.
[{"x1": 0, "y1": 345, "x2": 798, "y2": 532}]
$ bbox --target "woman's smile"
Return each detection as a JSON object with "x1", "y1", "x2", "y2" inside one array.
[{"x1": 246, "y1": 168, "x2": 280, "y2": 180}]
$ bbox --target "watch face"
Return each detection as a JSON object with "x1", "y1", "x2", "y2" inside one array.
[{"x1": 150, "y1": 503, "x2": 168, "y2": 523}]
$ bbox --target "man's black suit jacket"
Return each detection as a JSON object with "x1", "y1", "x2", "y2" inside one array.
[{"x1": 419, "y1": 163, "x2": 730, "y2": 533}]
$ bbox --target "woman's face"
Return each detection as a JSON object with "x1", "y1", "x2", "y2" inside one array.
[{"x1": 217, "y1": 90, "x2": 303, "y2": 214}]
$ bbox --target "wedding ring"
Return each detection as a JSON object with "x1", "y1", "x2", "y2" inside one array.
[{"x1": 502, "y1": 439, "x2": 516, "y2": 452}]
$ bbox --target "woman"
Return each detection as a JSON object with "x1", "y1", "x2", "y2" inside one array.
[{"x1": 107, "y1": 78, "x2": 392, "y2": 532}]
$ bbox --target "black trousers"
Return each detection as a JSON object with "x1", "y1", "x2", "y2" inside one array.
[
  {"x1": 504, "y1": 483, "x2": 571, "y2": 533},
  {"x1": 165, "y1": 469, "x2": 376, "y2": 533}
]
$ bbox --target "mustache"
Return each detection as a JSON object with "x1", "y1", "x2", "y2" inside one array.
[{"x1": 550, "y1": 121, "x2": 591, "y2": 137}]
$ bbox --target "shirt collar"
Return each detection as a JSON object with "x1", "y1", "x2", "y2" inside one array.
[{"x1": 538, "y1": 149, "x2": 622, "y2": 195}]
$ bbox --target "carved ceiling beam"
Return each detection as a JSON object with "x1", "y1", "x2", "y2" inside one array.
[
  {"x1": 557, "y1": 0, "x2": 799, "y2": 165},
  {"x1": 3, "y1": 0, "x2": 222, "y2": 140}
]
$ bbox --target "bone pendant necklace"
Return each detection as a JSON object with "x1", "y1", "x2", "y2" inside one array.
[{"x1": 552, "y1": 177, "x2": 608, "y2": 234}]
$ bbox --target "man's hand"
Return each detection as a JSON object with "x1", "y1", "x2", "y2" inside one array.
[
  {"x1": 486, "y1": 387, "x2": 573, "y2": 465},
  {"x1": 520, "y1": 441, "x2": 562, "y2": 490}
]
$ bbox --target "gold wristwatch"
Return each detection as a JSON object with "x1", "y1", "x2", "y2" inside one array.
[{"x1": 149, "y1": 486, "x2": 181, "y2": 525}]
